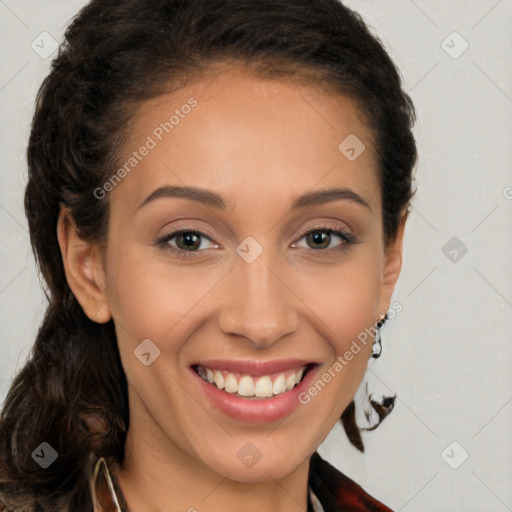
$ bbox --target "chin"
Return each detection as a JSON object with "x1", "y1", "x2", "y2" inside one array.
[{"x1": 198, "y1": 442, "x2": 310, "y2": 483}]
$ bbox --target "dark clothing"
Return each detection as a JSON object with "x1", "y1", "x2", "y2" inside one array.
[{"x1": 308, "y1": 451, "x2": 394, "y2": 511}]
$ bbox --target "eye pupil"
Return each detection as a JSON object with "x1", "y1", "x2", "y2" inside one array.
[
  {"x1": 178, "y1": 232, "x2": 200, "y2": 250},
  {"x1": 308, "y1": 231, "x2": 330, "y2": 249}
]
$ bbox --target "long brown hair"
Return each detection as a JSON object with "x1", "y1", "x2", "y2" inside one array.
[{"x1": 0, "y1": 1, "x2": 417, "y2": 509}]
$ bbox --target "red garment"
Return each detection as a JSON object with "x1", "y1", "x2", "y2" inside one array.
[{"x1": 308, "y1": 451, "x2": 394, "y2": 511}]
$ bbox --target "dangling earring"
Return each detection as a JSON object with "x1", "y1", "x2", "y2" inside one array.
[
  {"x1": 92, "y1": 457, "x2": 123, "y2": 512},
  {"x1": 340, "y1": 312, "x2": 395, "y2": 452},
  {"x1": 371, "y1": 313, "x2": 388, "y2": 358}
]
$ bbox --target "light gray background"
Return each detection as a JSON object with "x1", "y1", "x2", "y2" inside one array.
[{"x1": 1, "y1": 1, "x2": 511, "y2": 511}]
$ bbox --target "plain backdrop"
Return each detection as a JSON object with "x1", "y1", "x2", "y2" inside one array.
[{"x1": 1, "y1": 1, "x2": 511, "y2": 511}]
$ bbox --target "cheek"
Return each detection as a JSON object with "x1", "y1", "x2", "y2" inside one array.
[
  {"x1": 291, "y1": 253, "x2": 383, "y2": 439},
  {"x1": 105, "y1": 236, "x2": 383, "y2": 364},
  {"x1": 103, "y1": 243, "x2": 222, "y2": 348},
  {"x1": 302, "y1": 252, "x2": 382, "y2": 395},
  {"x1": 303, "y1": 252, "x2": 383, "y2": 348}
]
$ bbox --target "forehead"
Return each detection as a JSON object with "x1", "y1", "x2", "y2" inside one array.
[{"x1": 110, "y1": 67, "x2": 380, "y2": 216}]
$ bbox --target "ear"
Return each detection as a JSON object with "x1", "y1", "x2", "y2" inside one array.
[
  {"x1": 377, "y1": 211, "x2": 408, "y2": 315},
  {"x1": 56, "y1": 206, "x2": 111, "y2": 323}
]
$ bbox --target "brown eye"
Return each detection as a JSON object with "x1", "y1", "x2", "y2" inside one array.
[
  {"x1": 306, "y1": 230, "x2": 335, "y2": 250},
  {"x1": 174, "y1": 231, "x2": 202, "y2": 251},
  {"x1": 292, "y1": 227, "x2": 355, "y2": 253},
  {"x1": 156, "y1": 228, "x2": 217, "y2": 258}
]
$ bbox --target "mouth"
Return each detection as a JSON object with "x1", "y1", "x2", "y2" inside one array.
[
  {"x1": 191, "y1": 362, "x2": 316, "y2": 400},
  {"x1": 189, "y1": 360, "x2": 320, "y2": 423}
]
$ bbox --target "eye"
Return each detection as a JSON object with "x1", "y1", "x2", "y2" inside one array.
[
  {"x1": 156, "y1": 228, "x2": 219, "y2": 258},
  {"x1": 156, "y1": 225, "x2": 357, "y2": 259},
  {"x1": 291, "y1": 226, "x2": 356, "y2": 253}
]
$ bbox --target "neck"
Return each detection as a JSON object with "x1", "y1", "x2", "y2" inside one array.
[{"x1": 113, "y1": 390, "x2": 311, "y2": 512}]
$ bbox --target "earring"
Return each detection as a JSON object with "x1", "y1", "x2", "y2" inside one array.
[
  {"x1": 340, "y1": 312, "x2": 395, "y2": 451},
  {"x1": 91, "y1": 457, "x2": 123, "y2": 512},
  {"x1": 371, "y1": 313, "x2": 388, "y2": 359}
]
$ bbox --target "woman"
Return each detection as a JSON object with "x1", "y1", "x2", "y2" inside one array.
[{"x1": 0, "y1": 0, "x2": 417, "y2": 510}]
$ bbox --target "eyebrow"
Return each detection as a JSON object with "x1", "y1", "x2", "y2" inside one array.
[{"x1": 136, "y1": 185, "x2": 372, "y2": 213}]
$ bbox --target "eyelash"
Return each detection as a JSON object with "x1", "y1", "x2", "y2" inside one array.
[{"x1": 155, "y1": 225, "x2": 357, "y2": 259}]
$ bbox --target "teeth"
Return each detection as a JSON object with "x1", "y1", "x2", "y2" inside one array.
[
  {"x1": 196, "y1": 365, "x2": 307, "y2": 398},
  {"x1": 213, "y1": 370, "x2": 225, "y2": 390},
  {"x1": 255, "y1": 376, "x2": 273, "y2": 398},
  {"x1": 272, "y1": 374, "x2": 286, "y2": 395},
  {"x1": 285, "y1": 373, "x2": 296, "y2": 391},
  {"x1": 238, "y1": 375, "x2": 255, "y2": 397},
  {"x1": 224, "y1": 373, "x2": 238, "y2": 394}
]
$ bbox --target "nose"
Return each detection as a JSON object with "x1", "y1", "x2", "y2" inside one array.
[{"x1": 217, "y1": 247, "x2": 299, "y2": 349}]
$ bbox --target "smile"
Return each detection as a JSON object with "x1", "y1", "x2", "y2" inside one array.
[
  {"x1": 193, "y1": 364, "x2": 308, "y2": 399},
  {"x1": 189, "y1": 359, "x2": 319, "y2": 423}
]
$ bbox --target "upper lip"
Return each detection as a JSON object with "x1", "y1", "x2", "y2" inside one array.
[{"x1": 191, "y1": 359, "x2": 317, "y2": 376}]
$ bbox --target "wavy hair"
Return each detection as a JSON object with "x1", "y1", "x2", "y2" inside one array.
[{"x1": 0, "y1": 0, "x2": 417, "y2": 509}]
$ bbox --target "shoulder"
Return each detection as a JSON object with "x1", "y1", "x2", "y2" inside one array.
[{"x1": 308, "y1": 451, "x2": 395, "y2": 512}]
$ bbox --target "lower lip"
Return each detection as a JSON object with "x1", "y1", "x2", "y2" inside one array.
[{"x1": 190, "y1": 364, "x2": 319, "y2": 423}]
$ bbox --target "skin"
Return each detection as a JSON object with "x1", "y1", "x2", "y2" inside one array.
[{"x1": 57, "y1": 65, "x2": 406, "y2": 512}]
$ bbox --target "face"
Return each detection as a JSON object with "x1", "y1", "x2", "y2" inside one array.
[{"x1": 71, "y1": 66, "x2": 404, "y2": 482}]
